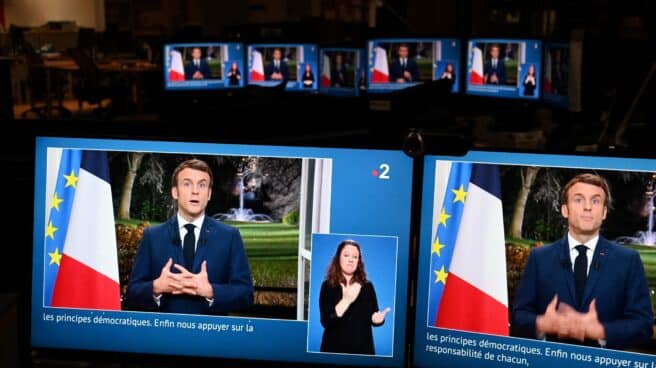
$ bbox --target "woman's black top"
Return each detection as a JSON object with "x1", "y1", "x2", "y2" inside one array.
[{"x1": 319, "y1": 281, "x2": 382, "y2": 355}]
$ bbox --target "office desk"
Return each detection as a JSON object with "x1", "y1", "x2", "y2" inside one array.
[{"x1": 41, "y1": 59, "x2": 160, "y2": 117}]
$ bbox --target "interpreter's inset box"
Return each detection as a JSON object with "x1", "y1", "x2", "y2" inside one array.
[{"x1": 306, "y1": 233, "x2": 398, "y2": 357}]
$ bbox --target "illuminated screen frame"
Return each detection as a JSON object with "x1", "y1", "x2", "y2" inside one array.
[
  {"x1": 246, "y1": 44, "x2": 319, "y2": 91},
  {"x1": 366, "y1": 38, "x2": 461, "y2": 93},
  {"x1": 31, "y1": 137, "x2": 412, "y2": 367},
  {"x1": 414, "y1": 150, "x2": 656, "y2": 368},
  {"x1": 542, "y1": 42, "x2": 570, "y2": 109},
  {"x1": 465, "y1": 38, "x2": 542, "y2": 100},
  {"x1": 318, "y1": 47, "x2": 365, "y2": 97},
  {"x1": 163, "y1": 42, "x2": 245, "y2": 90}
]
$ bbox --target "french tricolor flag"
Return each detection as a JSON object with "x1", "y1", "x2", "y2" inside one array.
[
  {"x1": 46, "y1": 150, "x2": 121, "y2": 310},
  {"x1": 250, "y1": 50, "x2": 265, "y2": 82},
  {"x1": 469, "y1": 46, "x2": 484, "y2": 85},
  {"x1": 429, "y1": 162, "x2": 508, "y2": 335},
  {"x1": 371, "y1": 46, "x2": 389, "y2": 83},
  {"x1": 320, "y1": 54, "x2": 331, "y2": 87},
  {"x1": 168, "y1": 50, "x2": 185, "y2": 82}
]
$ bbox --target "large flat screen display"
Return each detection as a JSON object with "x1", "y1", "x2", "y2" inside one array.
[
  {"x1": 414, "y1": 150, "x2": 656, "y2": 367},
  {"x1": 31, "y1": 137, "x2": 413, "y2": 367}
]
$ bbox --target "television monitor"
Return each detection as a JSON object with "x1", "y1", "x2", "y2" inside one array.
[
  {"x1": 413, "y1": 150, "x2": 656, "y2": 367},
  {"x1": 247, "y1": 44, "x2": 319, "y2": 91},
  {"x1": 318, "y1": 48, "x2": 365, "y2": 96},
  {"x1": 465, "y1": 38, "x2": 542, "y2": 100},
  {"x1": 163, "y1": 43, "x2": 245, "y2": 90},
  {"x1": 366, "y1": 38, "x2": 461, "y2": 93},
  {"x1": 31, "y1": 137, "x2": 413, "y2": 367},
  {"x1": 543, "y1": 42, "x2": 570, "y2": 109}
]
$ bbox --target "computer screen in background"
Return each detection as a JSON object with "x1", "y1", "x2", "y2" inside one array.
[
  {"x1": 367, "y1": 38, "x2": 461, "y2": 93},
  {"x1": 164, "y1": 43, "x2": 245, "y2": 90},
  {"x1": 466, "y1": 39, "x2": 542, "y2": 100},
  {"x1": 247, "y1": 44, "x2": 319, "y2": 91},
  {"x1": 414, "y1": 150, "x2": 656, "y2": 368},
  {"x1": 318, "y1": 48, "x2": 365, "y2": 96},
  {"x1": 31, "y1": 137, "x2": 412, "y2": 367},
  {"x1": 543, "y1": 42, "x2": 570, "y2": 109}
]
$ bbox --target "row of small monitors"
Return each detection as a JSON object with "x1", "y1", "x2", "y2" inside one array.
[
  {"x1": 164, "y1": 38, "x2": 570, "y2": 106},
  {"x1": 32, "y1": 136, "x2": 655, "y2": 368}
]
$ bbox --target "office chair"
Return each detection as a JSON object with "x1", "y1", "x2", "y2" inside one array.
[
  {"x1": 19, "y1": 39, "x2": 72, "y2": 119},
  {"x1": 69, "y1": 47, "x2": 116, "y2": 117}
]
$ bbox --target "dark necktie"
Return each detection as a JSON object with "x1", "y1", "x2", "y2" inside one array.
[
  {"x1": 574, "y1": 245, "x2": 588, "y2": 306},
  {"x1": 183, "y1": 224, "x2": 195, "y2": 270}
]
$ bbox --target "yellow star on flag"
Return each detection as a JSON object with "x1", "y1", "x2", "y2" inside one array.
[
  {"x1": 51, "y1": 192, "x2": 64, "y2": 211},
  {"x1": 434, "y1": 265, "x2": 448, "y2": 284},
  {"x1": 48, "y1": 247, "x2": 62, "y2": 266},
  {"x1": 431, "y1": 237, "x2": 446, "y2": 257},
  {"x1": 45, "y1": 221, "x2": 58, "y2": 239},
  {"x1": 437, "y1": 207, "x2": 451, "y2": 227},
  {"x1": 64, "y1": 170, "x2": 79, "y2": 188},
  {"x1": 452, "y1": 184, "x2": 467, "y2": 204}
]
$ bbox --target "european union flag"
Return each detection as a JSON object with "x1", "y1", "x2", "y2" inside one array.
[
  {"x1": 44, "y1": 149, "x2": 82, "y2": 306},
  {"x1": 427, "y1": 162, "x2": 472, "y2": 326}
]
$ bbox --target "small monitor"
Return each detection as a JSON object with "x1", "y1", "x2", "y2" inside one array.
[
  {"x1": 414, "y1": 150, "x2": 656, "y2": 368},
  {"x1": 466, "y1": 38, "x2": 542, "y2": 100},
  {"x1": 366, "y1": 38, "x2": 461, "y2": 93},
  {"x1": 319, "y1": 48, "x2": 365, "y2": 96},
  {"x1": 247, "y1": 44, "x2": 319, "y2": 91},
  {"x1": 543, "y1": 42, "x2": 570, "y2": 108},
  {"x1": 31, "y1": 137, "x2": 413, "y2": 367},
  {"x1": 163, "y1": 43, "x2": 245, "y2": 90}
]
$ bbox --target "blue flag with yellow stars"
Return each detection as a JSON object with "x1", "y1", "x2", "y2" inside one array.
[
  {"x1": 427, "y1": 162, "x2": 472, "y2": 326},
  {"x1": 44, "y1": 149, "x2": 82, "y2": 306}
]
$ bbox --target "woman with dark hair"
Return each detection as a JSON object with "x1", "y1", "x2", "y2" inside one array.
[
  {"x1": 227, "y1": 61, "x2": 241, "y2": 86},
  {"x1": 302, "y1": 63, "x2": 315, "y2": 88},
  {"x1": 523, "y1": 64, "x2": 537, "y2": 96},
  {"x1": 440, "y1": 62, "x2": 455, "y2": 80},
  {"x1": 319, "y1": 240, "x2": 390, "y2": 355}
]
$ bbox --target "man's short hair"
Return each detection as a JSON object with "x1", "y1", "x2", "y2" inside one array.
[
  {"x1": 171, "y1": 159, "x2": 214, "y2": 188},
  {"x1": 561, "y1": 173, "x2": 612, "y2": 209},
  {"x1": 398, "y1": 43, "x2": 409, "y2": 50}
]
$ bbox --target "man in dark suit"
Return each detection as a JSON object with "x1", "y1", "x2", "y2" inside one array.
[
  {"x1": 511, "y1": 173, "x2": 653, "y2": 350},
  {"x1": 127, "y1": 159, "x2": 253, "y2": 315},
  {"x1": 389, "y1": 44, "x2": 419, "y2": 83},
  {"x1": 265, "y1": 48, "x2": 289, "y2": 81},
  {"x1": 483, "y1": 44, "x2": 506, "y2": 84},
  {"x1": 185, "y1": 47, "x2": 212, "y2": 80},
  {"x1": 331, "y1": 53, "x2": 351, "y2": 87}
]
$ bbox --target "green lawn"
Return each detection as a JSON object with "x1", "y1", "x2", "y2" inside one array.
[
  {"x1": 505, "y1": 60, "x2": 518, "y2": 84},
  {"x1": 228, "y1": 221, "x2": 299, "y2": 288},
  {"x1": 417, "y1": 58, "x2": 433, "y2": 80},
  {"x1": 115, "y1": 218, "x2": 160, "y2": 227},
  {"x1": 208, "y1": 59, "x2": 222, "y2": 78},
  {"x1": 627, "y1": 245, "x2": 656, "y2": 291},
  {"x1": 506, "y1": 236, "x2": 536, "y2": 247},
  {"x1": 286, "y1": 60, "x2": 298, "y2": 80}
]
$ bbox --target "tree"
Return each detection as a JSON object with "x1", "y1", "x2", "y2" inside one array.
[
  {"x1": 118, "y1": 152, "x2": 145, "y2": 219},
  {"x1": 510, "y1": 166, "x2": 541, "y2": 238},
  {"x1": 260, "y1": 158, "x2": 302, "y2": 220}
]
